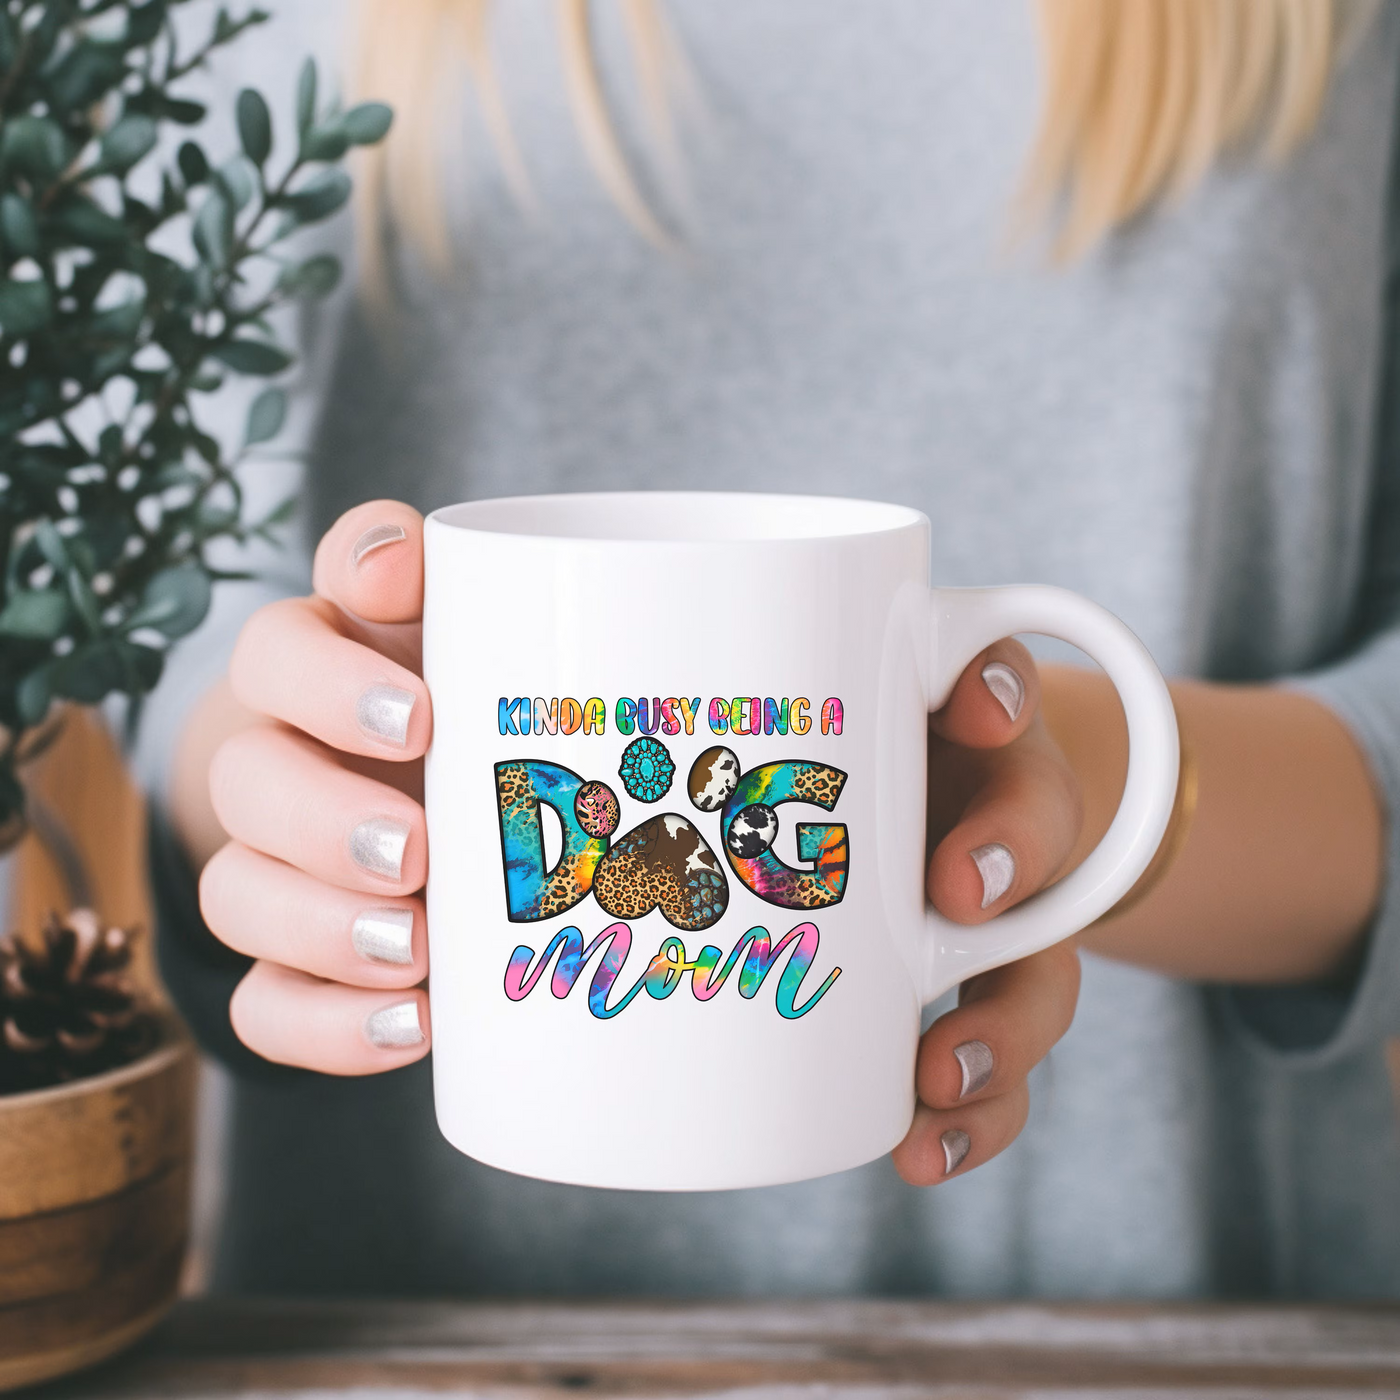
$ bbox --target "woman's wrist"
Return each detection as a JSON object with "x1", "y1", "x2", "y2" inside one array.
[{"x1": 1042, "y1": 665, "x2": 1382, "y2": 984}]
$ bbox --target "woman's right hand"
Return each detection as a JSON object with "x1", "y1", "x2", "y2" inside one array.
[{"x1": 199, "y1": 501, "x2": 435, "y2": 1074}]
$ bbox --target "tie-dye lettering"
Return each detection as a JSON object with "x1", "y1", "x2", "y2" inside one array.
[
  {"x1": 497, "y1": 697, "x2": 529, "y2": 735},
  {"x1": 533, "y1": 698, "x2": 558, "y2": 735},
  {"x1": 504, "y1": 920, "x2": 839, "y2": 1020},
  {"x1": 582, "y1": 697, "x2": 607, "y2": 733},
  {"x1": 495, "y1": 761, "x2": 609, "y2": 922},
  {"x1": 719, "y1": 761, "x2": 849, "y2": 909}
]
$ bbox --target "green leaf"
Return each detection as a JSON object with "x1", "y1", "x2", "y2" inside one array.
[
  {"x1": 192, "y1": 263, "x2": 215, "y2": 307},
  {"x1": 126, "y1": 0, "x2": 167, "y2": 47},
  {"x1": 164, "y1": 97, "x2": 207, "y2": 125},
  {"x1": 89, "y1": 298, "x2": 146, "y2": 340},
  {"x1": 299, "y1": 121, "x2": 348, "y2": 163},
  {"x1": 193, "y1": 190, "x2": 232, "y2": 269},
  {"x1": 50, "y1": 198, "x2": 128, "y2": 246},
  {"x1": 296, "y1": 57, "x2": 317, "y2": 137},
  {"x1": 123, "y1": 641, "x2": 165, "y2": 691},
  {"x1": 0, "y1": 590, "x2": 69, "y2": 640},
  {"x1": 47, "y1": 642, "x2": 123, "y2": 704},
  {"x1": 97, "y1": 425, "x2": 125, "y2": 468},
  {"x1": 123, "y1": 564, "x2": 212, "y2": 639},
  {"x1": 281, "y1": 168, "x2": 352, "y2": 224},
  {"x1": 0, "y1": 279, "x2": 53, "y2": 337},
  {"x1": 178, "y1": 140, "x2": 210, "y2": 187},
  {"x1": 65, "y1": 567, "x2": 102, "y2": 635},
  {"x1": 236, "y1": 88, "x2": 272, "y2": 167},
  {"x1": 192, "y1": 429, "x2": 222, "y2": 464},
  {"x1": 244, "y1": 386, "x2": 287, "y2": 445},
  {"x1": 46, "y1": 41, "x2": 126, "y2": 114},
  {"x1": 209, "y1": 338, "x2": 292, "y2": 374},
  {"x1": 17, "y1": 670, "x2": 51, "y2": 727},
  {"x1": 0, "y1": 196, "x2": 39, "y2": 257},
  {"x1": 99, "y1": 115, "x2": 158, "y2": 173},
  {"x1": 276, "y1": 253, "x2": 341, "y2": 298},
  {"x1": 342, "y1": 102, "x2": 393, "y2": 146},
  {"x1": 217, "y1": 156, "x2": 255, "y2": 211},
  {"x1": 159, "y1": 170, "x2": 186, "y2": 218},
  {"x1": 2, "y1": 116, "x2": 69, "y2": 182},
  {"x1": 32, "y1": 520, "x2": 70, "y2": 573}
]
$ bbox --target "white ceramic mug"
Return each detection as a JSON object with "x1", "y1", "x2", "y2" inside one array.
[{"x1": 422, "y1": 492, "x2": 1178, "y2": 1191}]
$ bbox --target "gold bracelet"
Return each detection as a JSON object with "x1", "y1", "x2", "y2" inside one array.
[{"x1": 1088, "y1": 723, "x2": 1198, "y2": 927}]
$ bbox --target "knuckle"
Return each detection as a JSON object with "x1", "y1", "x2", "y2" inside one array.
[
  {"x1": 208, "y1": 727, "x2": 278, "y2": 822},
  {"x1": 197, "y1": 846, "x2": 235, "y2": 930},
  {"x1": 228, "y1": 598, "x2": 293, "y2": 698},
  {"x1": 227, "y1": 965, "x2": 266, "y2": 1051},
  {"x1": 206, "y1": 736, "x2": 247, "y2": 823}
]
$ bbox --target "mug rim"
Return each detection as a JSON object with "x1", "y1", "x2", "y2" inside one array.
[{"x1": 427, "y1": 491, "x2": 928, "y2": 546}]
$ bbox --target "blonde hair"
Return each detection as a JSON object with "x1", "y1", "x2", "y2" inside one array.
[{"x1": 349, "y1": 0, "x2": 1367, "y2": 294}]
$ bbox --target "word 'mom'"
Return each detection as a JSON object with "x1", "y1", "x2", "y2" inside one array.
[{"x1": 498, "y1": 697, "x2": 844, "y2": 737}]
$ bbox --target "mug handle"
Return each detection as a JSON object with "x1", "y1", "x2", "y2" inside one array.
[{"x1": 920, "y1": 585, "x2": 1179, "y2": 1004}]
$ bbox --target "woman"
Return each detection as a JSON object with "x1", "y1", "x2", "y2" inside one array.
[{"x1": 150, "y1": 0, "x2": 1400, "y2": 1296}]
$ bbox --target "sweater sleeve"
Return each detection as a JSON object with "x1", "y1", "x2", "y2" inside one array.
[
  {"x1": 1220, "y1": 629, "x2": 1400, "y2": 1063},
  {"x1": 1215, "y1": 73, "x2": 1400, "y2": 1065}
]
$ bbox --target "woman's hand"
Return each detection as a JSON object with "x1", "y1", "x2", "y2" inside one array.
[
  {"x1": 197, "y1": 501, "x2": 1086, "y2": 1163},
  {"x1": 891, "y1": 644, "x2": 1084, "y2": 1185},
  {"x1": 200, "y1": 500, "x2": 434, "y2": 1074}
]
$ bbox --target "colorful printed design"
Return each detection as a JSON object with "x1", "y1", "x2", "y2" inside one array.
[
  {"x1": 687, "y1": 746, "x2": 740, "y2": 812},
  {"x1": 495, "y1": 761, "x2": 609, "y2": 922},
  {"x1": 720, "y1": 762, "x2": 849, "y2": 910},
  {"x1": 726, "y1": 803, "x2": 777, "y2": 858},
  {"x1": 574, "y1": 780, "x2": 621, "y2": 838},
  {"x1": 504, "y1": 919, "x2": 839, "y2": 1019},
  {"x1": 591, "y1": 814, "x2": 729, "y2": 931},
  {"x1": 618, "y1": 735, "x2": 676, "y2": 802}
]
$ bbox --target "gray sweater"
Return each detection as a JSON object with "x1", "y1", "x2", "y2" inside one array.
[{"x1": 145, "y1": 0, "x2": 1400, "y2": 1296}]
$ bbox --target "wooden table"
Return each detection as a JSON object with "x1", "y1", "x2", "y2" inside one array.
[{"x1": 24, "y1": 1298, "x2": 1400, "y2": 1398}]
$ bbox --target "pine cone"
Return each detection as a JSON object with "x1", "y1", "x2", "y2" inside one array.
[{"x1": 0, "y1": 911, "x2": 158, "y2": 1095}]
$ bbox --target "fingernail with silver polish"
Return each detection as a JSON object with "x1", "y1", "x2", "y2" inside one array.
[
  {"x1": 350, "y1": 816, "x2": 411, "y2": 882},
  {"x1": 941, "y1": 1128, "x2": 971, "y2": 1176},
  {"x1": 356, "y1": 683, "x2": 416, "y2": 748},
  {"x1": 352, "y1": 907, "x2": 415, "y2": 966},
  {"x1": 954, "y1": 1039, "x2": 994, "y2": 1099},
  {"x1": 352, "y1": 523, "x2": 406, "y2": 567},
  {"x1": 971, "y1": 842, "x2": 1015, "y2": 909},
  {"x1": 981, "y1": 661, "x2": 1025, "y2": 722},
  {"x1": 365, "y1": 999, "x2": 424, "y2": 1049}
]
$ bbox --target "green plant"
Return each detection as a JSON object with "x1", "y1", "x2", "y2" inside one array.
[{"x1": 0, "y1": 0, "x2": 391, "y2": 845}]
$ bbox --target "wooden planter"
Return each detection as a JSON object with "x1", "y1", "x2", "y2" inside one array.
[{"x1": 0, "y1": 1020, "x2": 196, "y2": 1391}]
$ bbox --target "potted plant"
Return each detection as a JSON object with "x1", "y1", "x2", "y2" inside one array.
[{"x1": 0, "y1": 1, "x2": 389, "y2": 1386}]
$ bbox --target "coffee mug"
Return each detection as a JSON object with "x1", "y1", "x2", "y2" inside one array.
[{"x1": 422, "y1": 492, "x2": 1177, "y2": 1191}]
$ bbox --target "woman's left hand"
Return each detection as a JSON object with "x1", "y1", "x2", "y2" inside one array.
[{"x1": 891, "y1": 641, "x2": 1085, "y2": 1185}]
